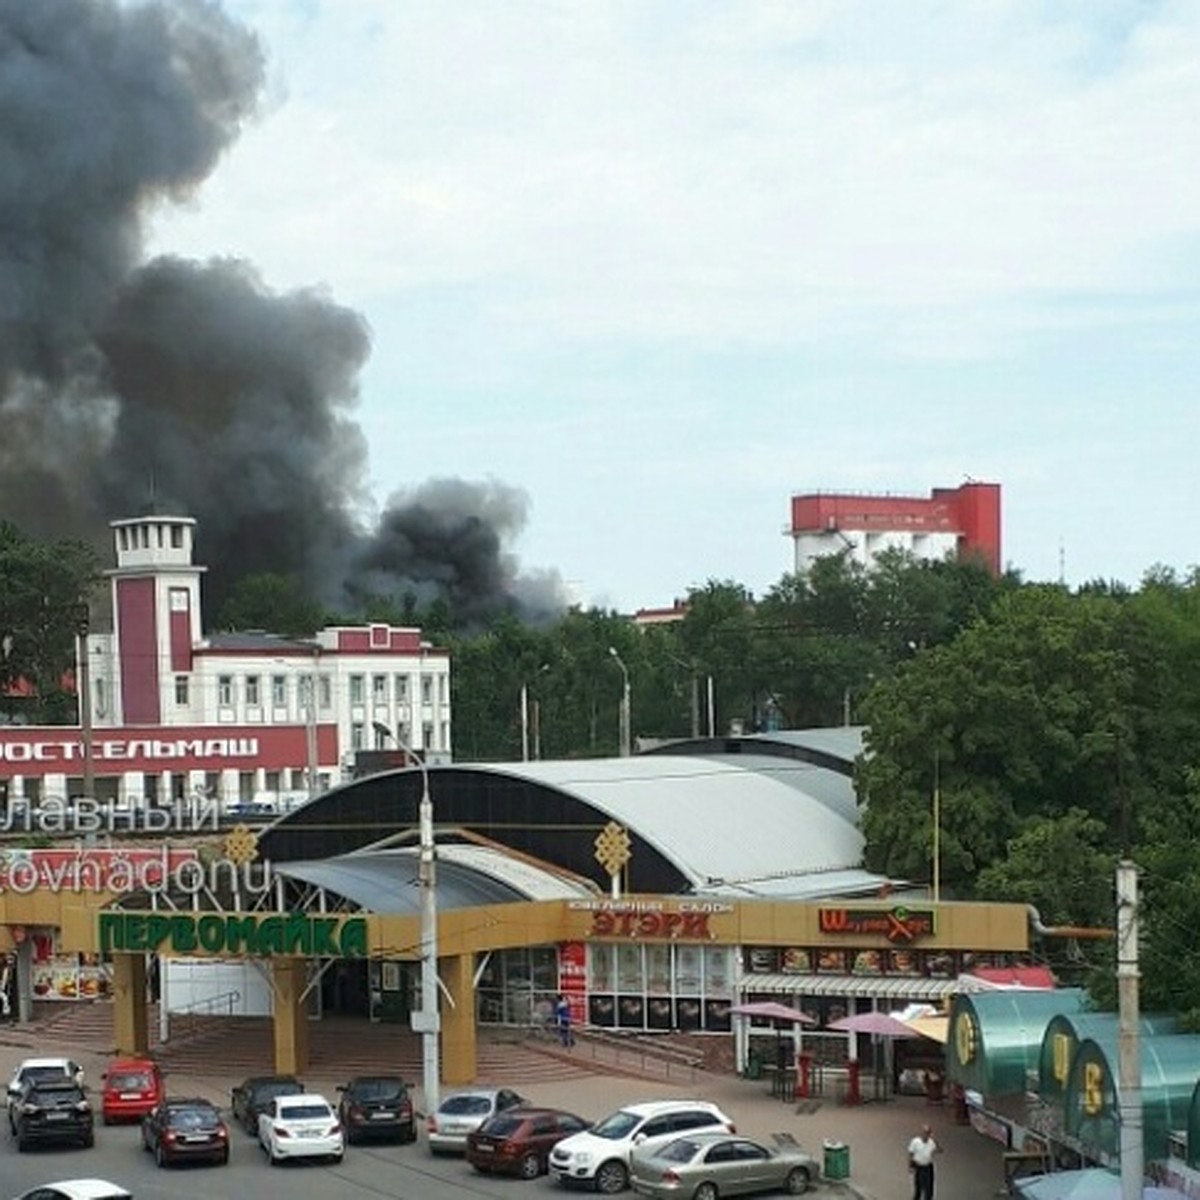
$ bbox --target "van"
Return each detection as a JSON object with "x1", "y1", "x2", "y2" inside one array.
[{"x1": 101, "y1": 1057, "x2": 164, "y2": 1124}]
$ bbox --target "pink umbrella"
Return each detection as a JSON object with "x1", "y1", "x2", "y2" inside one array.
[
  {"x1": 729, "y1": 1001, "x2": 816, "y2": 1024},
  {"x1": 828, "y1": 1011, "x2": 922, "y2": 1038}
]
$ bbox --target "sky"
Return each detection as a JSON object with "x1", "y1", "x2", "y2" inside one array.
[{"x1": 145, "y1": 0, "x2": 1200, "y2": 613}]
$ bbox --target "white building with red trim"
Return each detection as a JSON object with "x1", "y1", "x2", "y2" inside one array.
[
  {"x1": 0, "y1": 514, "x2": 451, "y2": 812},
  {"x1": 788, "y1": 482, "x2": 1002, "y2": 576}
]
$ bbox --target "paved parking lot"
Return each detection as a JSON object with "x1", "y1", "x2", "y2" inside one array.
[{"x1": 0, "y1": 1025, "x2": 1011, "y2": 1199}]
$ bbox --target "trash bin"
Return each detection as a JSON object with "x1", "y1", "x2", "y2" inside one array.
[
  {"x1": 744, "y1": 1049, "x2": 763, "y2": 1080},
  {"x1": 823, "y1": 1139, "x2": 850, "y2": 1181}
]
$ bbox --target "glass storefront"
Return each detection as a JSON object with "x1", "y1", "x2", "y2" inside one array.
[{"x1": 476, "y1": 943, "x2": 734, "y2": 1034}]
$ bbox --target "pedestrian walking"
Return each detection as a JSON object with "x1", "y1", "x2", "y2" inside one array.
[
  {"x1": 554, "y1": 994, "x2": 575, "y2": 1048},
  {"x1": 907, "y1": 1123, "x2": 942, "y2": 1200}
]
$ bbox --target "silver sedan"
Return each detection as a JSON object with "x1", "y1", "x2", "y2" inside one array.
[
  {"x1": 426, "y1": 1087, "x2": 526, "y2": 1154},
  {"x1": 630, "y1": 1133, "x2": 819, "y2": 1199}
]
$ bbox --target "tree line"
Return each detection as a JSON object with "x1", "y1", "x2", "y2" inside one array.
[{"x1": 6, "y1": 517, "x2": 1200, "y2": 1016}]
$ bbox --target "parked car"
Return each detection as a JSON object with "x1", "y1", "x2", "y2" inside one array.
[
  {"x1": 230, "y1": 1074, "x2": 304, "y2": 1135},
  {"x1": 141, "y1": 1097, "x2": 230, "y2": 1167},
  {"x1": 336, "y1": 1075, "x2": 415, "y2": 1144},
  {"x1": 549, "y1": 1099, "x2": 736, "y2": 1194},
  {"x1": 7, "y1": 1058, "x2": 85, "y2": 1126},
  {"x1": 257, "y1": 1092, "x2": 344, "y2": 1166},
  {"x1": 100, "y1": 1057, "x2": 164, "y2": 1125},
  {"x1": 467, "y1": 1107, "x2": 590, "y2": 1179},
  {"x1": 10, "y1": 1181, "x2": 132, "y2": 1200},
  {"x1": 629, "y1": 1132, "x2": 819, "y2": 1198},
  {"x1": 427, "y1": 1087, "x2": 526, "y2": 1154},
  {"x1": 12, "y1": 1079, "x2": 95, "y2": 1152}
]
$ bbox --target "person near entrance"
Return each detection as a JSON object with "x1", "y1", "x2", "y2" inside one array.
[
  {"x1": 907, "y1": 1123, "x2": 942, "y2": 1200},
  {"x1": 554, "y1": 994, "x2": 575, "y2": 1048}
]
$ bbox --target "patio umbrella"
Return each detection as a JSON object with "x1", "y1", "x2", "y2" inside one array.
[
  {"x1": 828, "y1": 1011, "x2": 923, "y2": 1037},
  {"x1": 730, "y1": 1001, "x2": 815, "y2": 1075},
  {"x1": 829, "y1": 1011, "x2": 923, "y2": 1101}
]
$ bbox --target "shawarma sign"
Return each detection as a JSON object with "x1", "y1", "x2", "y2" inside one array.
[
  {"x1": 817, "y1": 905, "x2": 936, "y2": 944},
  {"x1": 99, "y1": 911, "x2": 369, "y2": 958}
]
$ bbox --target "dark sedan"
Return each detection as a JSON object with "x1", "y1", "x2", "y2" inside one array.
[
  {"x1": 229, "y1": 1075, "x2": 304, "y2": 1136},
  {"x1": 336, "y1": 1075, "x2": 416, "y2": 1144},
  {"x1": 467, "y1": 1107, "x2": 591, "y2": 1179},
  {"x1": 141, "y1": 1097, "x2": 230, "y2": 1167}
]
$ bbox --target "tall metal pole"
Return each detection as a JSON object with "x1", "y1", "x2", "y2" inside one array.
[
  {"x1": 706, "y1": 676, "x2": 715, "y2": 737},
  {"x1": 75, "y1": 603, "x2": 95, "y2": 847},
  {"x1": 608, "y1": 648, "x2": 631, "y2": 757},
  {"x1": 304, "y1": 650, "x2": 319, "y2": 801},
  {"x1": 1117, "y1": 859, "x2": 1142, "y2": 1200},
  {"x1": 520, "y1": 684, "x2": 529, "y2": 762},
  {"x1": 932, "y1": 749, "x2": 940, "y2": 903},
  {"x1": 416, "y1": 754, "x2": 439, "y2": 1118}
]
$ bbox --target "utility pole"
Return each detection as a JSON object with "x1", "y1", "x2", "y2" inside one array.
[{"x1": 1117, "y1": 859, "x2": 1142, "y2": 1200}]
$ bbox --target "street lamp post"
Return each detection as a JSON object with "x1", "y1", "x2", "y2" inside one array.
[
  {"x1": 607, "y1": 647, "x2": 631, "y2": 758},
  {"x1": 519, "y1": 665, "x2": 550, "y2": 762},
  {"x1": 373, "y1": 721, "x2": 439, "y2": 1116}
]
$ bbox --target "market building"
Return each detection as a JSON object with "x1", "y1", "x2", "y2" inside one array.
[{"x1": 0, "y1": 727, "x2": 1040, "y2": 1089}]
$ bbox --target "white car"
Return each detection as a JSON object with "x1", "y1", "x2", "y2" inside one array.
[
  {"x1": 549, "y1": 1100, "x2": 736, "y2": 1194},
  {"x1": 7, "y1": 1058, "x2": 85, "y2": 1122},
  {"x1": 257, "y1": 1092, "x2": 344, "y2": 1165},
  {"x1": 10, "y1": 1182, "x2": 131, "y2": 1200},
  {"x1": 427, "y1": 1087, "x2": 526, "y2": 1154}
]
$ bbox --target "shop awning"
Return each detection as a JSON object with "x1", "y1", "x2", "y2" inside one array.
[{"x1": 738, "y1": 974, "x2": 962, "y2": 1001}]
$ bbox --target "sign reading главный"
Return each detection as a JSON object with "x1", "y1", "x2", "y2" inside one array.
[{"x1": 99, "y1": 911, "x2": 368, "y2": 958}]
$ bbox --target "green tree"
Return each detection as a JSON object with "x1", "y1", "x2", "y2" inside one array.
[
  {"x1": 216, "y1": 572, "x2": 327, "y2": 637},
  {"x1": 0, "y1": 521, "x2": 100, "y2": 723}
]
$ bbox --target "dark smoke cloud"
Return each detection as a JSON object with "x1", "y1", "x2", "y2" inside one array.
[{"x1": 0, "y1": 0, "x2": 567, "y2": 629}]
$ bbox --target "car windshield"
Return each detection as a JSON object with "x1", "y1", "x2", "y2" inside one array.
[
  {"x1": 659, "y1": 1139, "x2": 702, "y2": 1162},
  {"x1": 256, "y1": 1081, "x2": 301, "y2": 1099},
  {"x1": 481, "y1": 1114, "x2": 525, "y2": 1137},
  {"x1": 280, "y1": 1103, "x2": 332, "y2": 1121},
  {"x1": 109, "y1": 1072, "x2": 151, "y2": 1089},
  {"x1": 440, "y1": 1095, "x2": 493, "y2": 1116},
  {"x1": 591, "y1": 1111, "x2": 641, "y2": 1140},
  {"x1": 22, "y1": 1066, "x2": 68, "y2": 1083},
  {"x1": 170, "y1": 1106, "x2": 220, "y2": 1129},
  {"x1": 31, "y1": 1086, "x2": 83, "y2": 1104},
  {"x1": 352, "y1": 1080, "x2": 405, "y2": 1102}
]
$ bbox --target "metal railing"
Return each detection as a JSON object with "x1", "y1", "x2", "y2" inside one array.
[{"x1": 159, "y1": 989, "x2": 241, "y2": 1043}]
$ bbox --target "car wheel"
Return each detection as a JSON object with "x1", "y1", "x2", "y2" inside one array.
[
  {"x1": 331, "y1": 1153, "x2": 344, "y2": 1165},
  {"x1": 595, "y1": 1159, "x2": 628, "y2": 1194},
  {"x1": 16, "y1": 1136, "x2": 28, "y2": 1153},
  {"x1": 218, "y1": 1148, "x2": 230, "y2": 1165},
  {"x1": 519, "y1": 1152, "x2": 542, "y2": 1180},
  {"x1": 403, "y1": 1125, "x2": 417, "y2": 1143},
  {"x1": 694, "y1": 1183, "x2": 718, "y2": 1200},
  {"x1": 785, "y1": 1167, "x2": 811, "y2": 1194},
  {"x1": 103, "y1": 1114, "x2": 113, "y2": 1126},
  {"x1": 83, "y1": 1131, "x2": 95, "y2": 1149},
  {"x1": 269, "y1": 1144, "x2": 282, "y2": 1166},
  {"x1": 155, "y1": 1141, "x2": 167, "y2": 1168}
]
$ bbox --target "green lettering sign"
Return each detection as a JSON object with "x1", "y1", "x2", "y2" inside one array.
[{"x1": 97, "y1": 912, "x2": 369, "y2": 959}]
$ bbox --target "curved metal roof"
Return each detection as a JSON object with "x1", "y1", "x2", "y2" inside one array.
[
  {"x1": 276, "y1": 845, "x2": 596, "y2": 915},
  {"x1": 261, "y1": 740, "x2": 888, "y2": 900}
]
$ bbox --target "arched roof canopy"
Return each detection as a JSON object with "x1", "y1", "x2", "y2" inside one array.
[{"x1": 258, "y1": 753, "x2": 873, "y2": 898}]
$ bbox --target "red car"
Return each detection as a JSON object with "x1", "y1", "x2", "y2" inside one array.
[
  {"x1": 101, "y1": 1057, "x2": 164, "y2": 1125},
  {"x1": 467, "y1": 1107, "x2": 591, "y2": 1179}
]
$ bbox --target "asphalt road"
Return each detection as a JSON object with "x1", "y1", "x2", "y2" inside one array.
[{"x1": 2, "y1": 1118, "x2": 572, "y2": 1200}]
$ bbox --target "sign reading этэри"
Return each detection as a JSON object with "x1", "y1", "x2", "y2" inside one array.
[
  {"x1": 817, "y1": 905, "x2": 936, "y2": 944},
  {"x1": 568, "y1": 899, "x2": 734, "y2": 940}
]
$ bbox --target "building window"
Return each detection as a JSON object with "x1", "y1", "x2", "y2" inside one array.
[
  {"x1": 319, "y1": 675, "x2": 332, "y2": 710},
  {"x1": 373, "y1": 674, "x2": 388, "y2": 705},
  {"x1": 351, "y1": 722, "x2": 364, "y2": 750},
  {"x1": 171, "y1": 525, "x2": 183, "y2": 549},
  {"x1": 397, "y1": 722, "x2": 409, "y2": 748},
  {"x1": 421, "y1": 675, "x2": 432, "y2": 705},
  {"x1": 272, "y1": 674, "x2": 287, "y2": 707},
  {"x1": 218, "y1": 675, "x2": 233, "y2": 706},
  {"x1": 349, "y1": 674, "x2": 365, "y2": 706},
  {"x1": 441, "y1": 721, "x2": 450, "y2": 751},
  {"x1": 395, "y1": 675, "x2": 408, "y2": 703},
  {"x1": 374, "y1": 723, "x2": 389, "y2": 750},
  {"x1": 422, "y1": 722, "x2": 434, "y2": 749},
  {"x1": 174, "y1": 676, "x2": 189, "y2": 705},
  {"x1": 245, "y1": 675, "x2": 260, "y2": 706}
]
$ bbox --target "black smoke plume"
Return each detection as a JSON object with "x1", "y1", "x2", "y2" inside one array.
[{"x1": 0, "y1": 0, "x2": 566, "y2": 628}]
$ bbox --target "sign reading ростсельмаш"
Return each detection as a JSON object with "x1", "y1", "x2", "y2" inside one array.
[{"x1": 98, "y1": 911, "x2": 368, "y2": 958}]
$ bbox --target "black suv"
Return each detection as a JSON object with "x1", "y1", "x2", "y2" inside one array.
[
  {"x1": 336, "y1": 1075, "x2": 416, "y2": 1144},
  {"x1": 230, "y1": 1074, "x2": 304, "y2": 1136},
  {"x1": 13, "y1": 1079, "x2": 95, "y2": 1151}
]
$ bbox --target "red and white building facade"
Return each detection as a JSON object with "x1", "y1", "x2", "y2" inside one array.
[
  {"x1": 788, "y1": 482, "x2": 1002, "y2": 576},
  {"x1": 0, "y1": 514, "x2": 452, "y2": 812}
]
